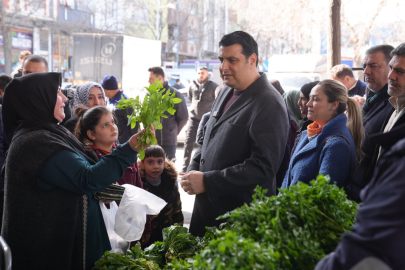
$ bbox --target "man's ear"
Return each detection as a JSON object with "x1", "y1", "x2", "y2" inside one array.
[
  {"x1": 344, "y1": 76, "x2": 351, "y2": 83},
  {"x1": 250, "y1": 53, "x2": 257, "y2": 67},
  {"x1": 0, "y1": 89, "x2": 4, "y2": 98}
]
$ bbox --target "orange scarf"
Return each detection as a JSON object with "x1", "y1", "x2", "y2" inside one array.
[{"x1": 307, "y1": 121, "x2": 323, "y2": 138}]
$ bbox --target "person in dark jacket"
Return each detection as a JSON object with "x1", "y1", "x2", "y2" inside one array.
[
  {"x1": 74, "y1": 105, "x2": 152, "y2": 247},
  {"x1": 282, "y1": 80, "x2": 364, "y2": 200},
  {"x1": 0, "y1": 72, "x2": 153, "y2": 269},
  {"x1": 139, "y1": 145, "x2": 184, "y2": 248},
  {"x1": 101, "y1": 75, "x2": 138, "y2": 143},
  {"x1": 315, "y1": 122, "x2": 405, "y2": 270},
  {"x1": 181, "y1": 31, "x2": 289, "y2": 237},
  {"x1": 352, "y1": 45, "x2": 394, "y2": 202},
  {"x1": 148, "y1": 67, "x2": 188, "y2": 161},
  {"x1": 182, "y1": 67, "x2": 218, "y2": 172},
  {"x1": 331, "y1": 64, "x2": 367, "y2": 97}
]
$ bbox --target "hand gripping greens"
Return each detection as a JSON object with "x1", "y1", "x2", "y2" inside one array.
[{"x1": 116, "y1": 79, "x2": 183, "y2": 159}]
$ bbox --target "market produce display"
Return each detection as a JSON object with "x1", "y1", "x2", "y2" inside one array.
[
  {"x1": 93, "y1": 175, "x2": 358, "y2": 270},
  {"x1": 116, "y1": 79, "x2": 183, "y2": 159}
]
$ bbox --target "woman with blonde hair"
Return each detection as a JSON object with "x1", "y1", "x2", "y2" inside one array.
[{"x1": 282, "y1": 79, "x2": 364, "y2": 200}]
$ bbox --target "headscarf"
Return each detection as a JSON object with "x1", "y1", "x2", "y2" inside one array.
[
  {"x1": 269, "y1": 79, "x2": 285, "y2": 95},
  {"x1": 283, "y1": 90, "x2": 304, "y2": 130},
  {"x1": 300, "y1": 81, "x2": 319, "y2": 100},
  {"x1": 73, "y1": 82, "x2": 105, "y2": 109},
  {"x1": 2, "y1": 72, "x2": 97, "y2": 164}
]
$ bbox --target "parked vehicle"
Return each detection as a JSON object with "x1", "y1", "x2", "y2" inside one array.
[{"x1": 72, "y1": 33, "x2": 161, "y2": 96}]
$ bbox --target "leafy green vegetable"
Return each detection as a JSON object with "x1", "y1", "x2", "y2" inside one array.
[
  {"x1": 194, "y1": 175, "x2": 357, "y2": 270},
  {"x1": 116, "y1": 79, "x2": 182, "y2": 159},
  {"x1": 92, "y1": 243, "x2": 159, "y2": 270},
  {"x1": 94, "y1": 176, "x2": 357, "y2": 269},
  {"x1": 144, "y1": 225, "x2": 207, "y2": 268}
]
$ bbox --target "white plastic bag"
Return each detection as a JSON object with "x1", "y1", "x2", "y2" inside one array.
[
  {"x1": 115, "y1": 184, "x2": 167, "y2": 241},
  {"x1": 99, "y1": 201, "x2": 126, "y2": 250}
]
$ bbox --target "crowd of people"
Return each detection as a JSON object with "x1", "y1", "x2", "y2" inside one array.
[{"x1": 0, "y1": 30, "x2": 403, "y2": 269}]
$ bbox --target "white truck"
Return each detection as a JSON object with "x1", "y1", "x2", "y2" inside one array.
[{"x1": 72, "y1": 33, "x2": 161, "y2": 97}]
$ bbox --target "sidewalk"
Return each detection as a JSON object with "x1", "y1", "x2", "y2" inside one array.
[{"x1": 174, "y1": 146, "x2": 196, "y2": 228}]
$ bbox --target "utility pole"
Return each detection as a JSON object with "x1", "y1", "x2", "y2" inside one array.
[{"x1": 327, "y1": 0, "x2": 341, "y2": 77}]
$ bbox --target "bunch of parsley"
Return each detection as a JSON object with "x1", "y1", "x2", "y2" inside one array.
[
  {"x1": 194, "y1": 175, "x2": 358, "y2": 270},
  {"x1": 116, "y1": 79, "x2": 182, "y2": 159}
]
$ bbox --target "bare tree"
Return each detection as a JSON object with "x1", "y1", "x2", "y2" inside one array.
[
  {"x1": 328, "y1": 0, "x2": 341, "y2": 76},
  {"x1": 341, "y1": 0, "x2": 387, "y2": 67}
]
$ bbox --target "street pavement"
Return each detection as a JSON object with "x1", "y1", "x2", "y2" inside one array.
[{"x1": 173, "y1": 145, "x2": 196, "y2": 228}]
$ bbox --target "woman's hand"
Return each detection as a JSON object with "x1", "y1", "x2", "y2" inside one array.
[{"x1": 129, "y1": 124, "x2": 156, "y2": 152}]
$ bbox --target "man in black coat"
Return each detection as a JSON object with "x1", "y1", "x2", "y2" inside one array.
[
  {"x1": 148, "y1": 66, "x2": 188, "y2": 161},
  {"x1": 182, "y1": 67, "x2": 218, "y2": 172},
  {"x1": 351, "y1": 45, "x2": 394, "y2": 202},
  {"x1": 180, "y1": 31, "x2": 289, "y2": 237},
  {"x1": 101, "y1": 75, "x2": 138, "y2": 144}
]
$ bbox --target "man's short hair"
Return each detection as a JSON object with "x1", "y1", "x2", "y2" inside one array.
[
  {"x1": 365, "y1": 45, "x2": 394, "y2": 64},
  {"x1": 23, "y1": 55, "x2": 48, "y2": 70},
  {"x1": 199, "y1": 66, "x2": 208, "y2": 71},
  {"x1": 219, "y1": 31, "x2": 259, "y2": 67},
  {"x1": 19, "y1": 51, "x2": 31, "y2": 60},
  {"x1": 175, "y1": 78, "x2": 180, "y2": 83},
  {"x1": 330, "y1": 64, "x2": 354, "y2": 79},
  {"x1": 148, "y1": 66, "x2": 165, "y2": 79},
  {"x1": 391, "y1": 42, "x2": 405, "y2": 58},
  {"x1": 0, "y1": 74, "x2": 12, "y2": 90}
]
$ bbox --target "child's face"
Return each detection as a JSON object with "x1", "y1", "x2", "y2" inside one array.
[
  {"x1": 87, "y1": 112, "x2": 118, "y2": 148},
  {"x1": 141, "y1": 156, "x2": 165, "y2": 181}
]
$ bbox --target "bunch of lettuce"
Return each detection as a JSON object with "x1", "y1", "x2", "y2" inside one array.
[{"x1": 116, "y1": 79, "x2": 182, "y2": 159}]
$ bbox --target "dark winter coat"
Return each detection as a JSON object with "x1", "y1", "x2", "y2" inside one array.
[
  {"x1": 155, "y1": 82, "x2": 188, "y2": 146},
  {"x1": 348, "y1": 79, "x2": 367, "y2": 97},
  {"x1": 188, "y1": 74, "x2": 289, "y2": 237},
  {"x1": 352, "y1": 84, "x2": 392, "y2": 201},
  {"x1": 140, "y1": 160, "x2": 183, "y2": 247},
  {"x1": 315, "y1": 122, "x2": 405, "y2": 270},
  {"x1": 188, "y1": 79, "x2": 219, "y2": 120}
]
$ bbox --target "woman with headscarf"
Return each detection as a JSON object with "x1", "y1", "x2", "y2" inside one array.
[
  {"x1": 290, "y1": 81, "x2": 319, "y2": 155},
  {"x1": 282, "y1": 90, "x2": 304, "y2": 154},
  {"x1": 1, "y1": 73, "x2": 152, "y2": 269},
  {"x1": 64, "y1": 82, "x2": 106, "y2": 133}
]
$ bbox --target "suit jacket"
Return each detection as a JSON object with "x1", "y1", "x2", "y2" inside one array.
[
  {"x1": 348, "y1": 79, "x2": 367, "y2": 97},
  {"x1": 187, "y1": 74, "x2": 289, "y2": 237},
  {"x1": 352, "y1": 84, "x2": 391, "y2": 201}
]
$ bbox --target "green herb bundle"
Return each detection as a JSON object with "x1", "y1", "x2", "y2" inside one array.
[
  {"x1": 194, "y1": 175, "x2": 357, "y2": 270},
  {"x1": 93, "y1": 243, "x2": 159, "y2": 270},
  {"x1": 116, "y1": 79, "x2": 183, "y2": 159}
]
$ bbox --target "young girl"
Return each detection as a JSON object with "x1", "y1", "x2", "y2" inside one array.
[
  {"x1": 74, "y1": 104, "x2": 151, "y2": 245},
  {"x1": 139, "y1": 145, "x2": 184, "y2": 248}
]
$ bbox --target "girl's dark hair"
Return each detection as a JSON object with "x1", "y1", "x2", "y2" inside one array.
[
  {"x1": 74, "y1": 105, "x2": 116, "y2": 143},
  {"x1": 143, "y1": 145, "x2": 166, "y2": 160}
]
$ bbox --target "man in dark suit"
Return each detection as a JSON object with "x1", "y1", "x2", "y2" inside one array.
[
  {"x1": 180, "y1": 31, "x2": 289, "y2": 237},
  {"x1": 351, "y1": 45, "x2": 394, "y2": 202},
  {"x1": 330, "y1": 64, "x2": 367, "y2": 97}
]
